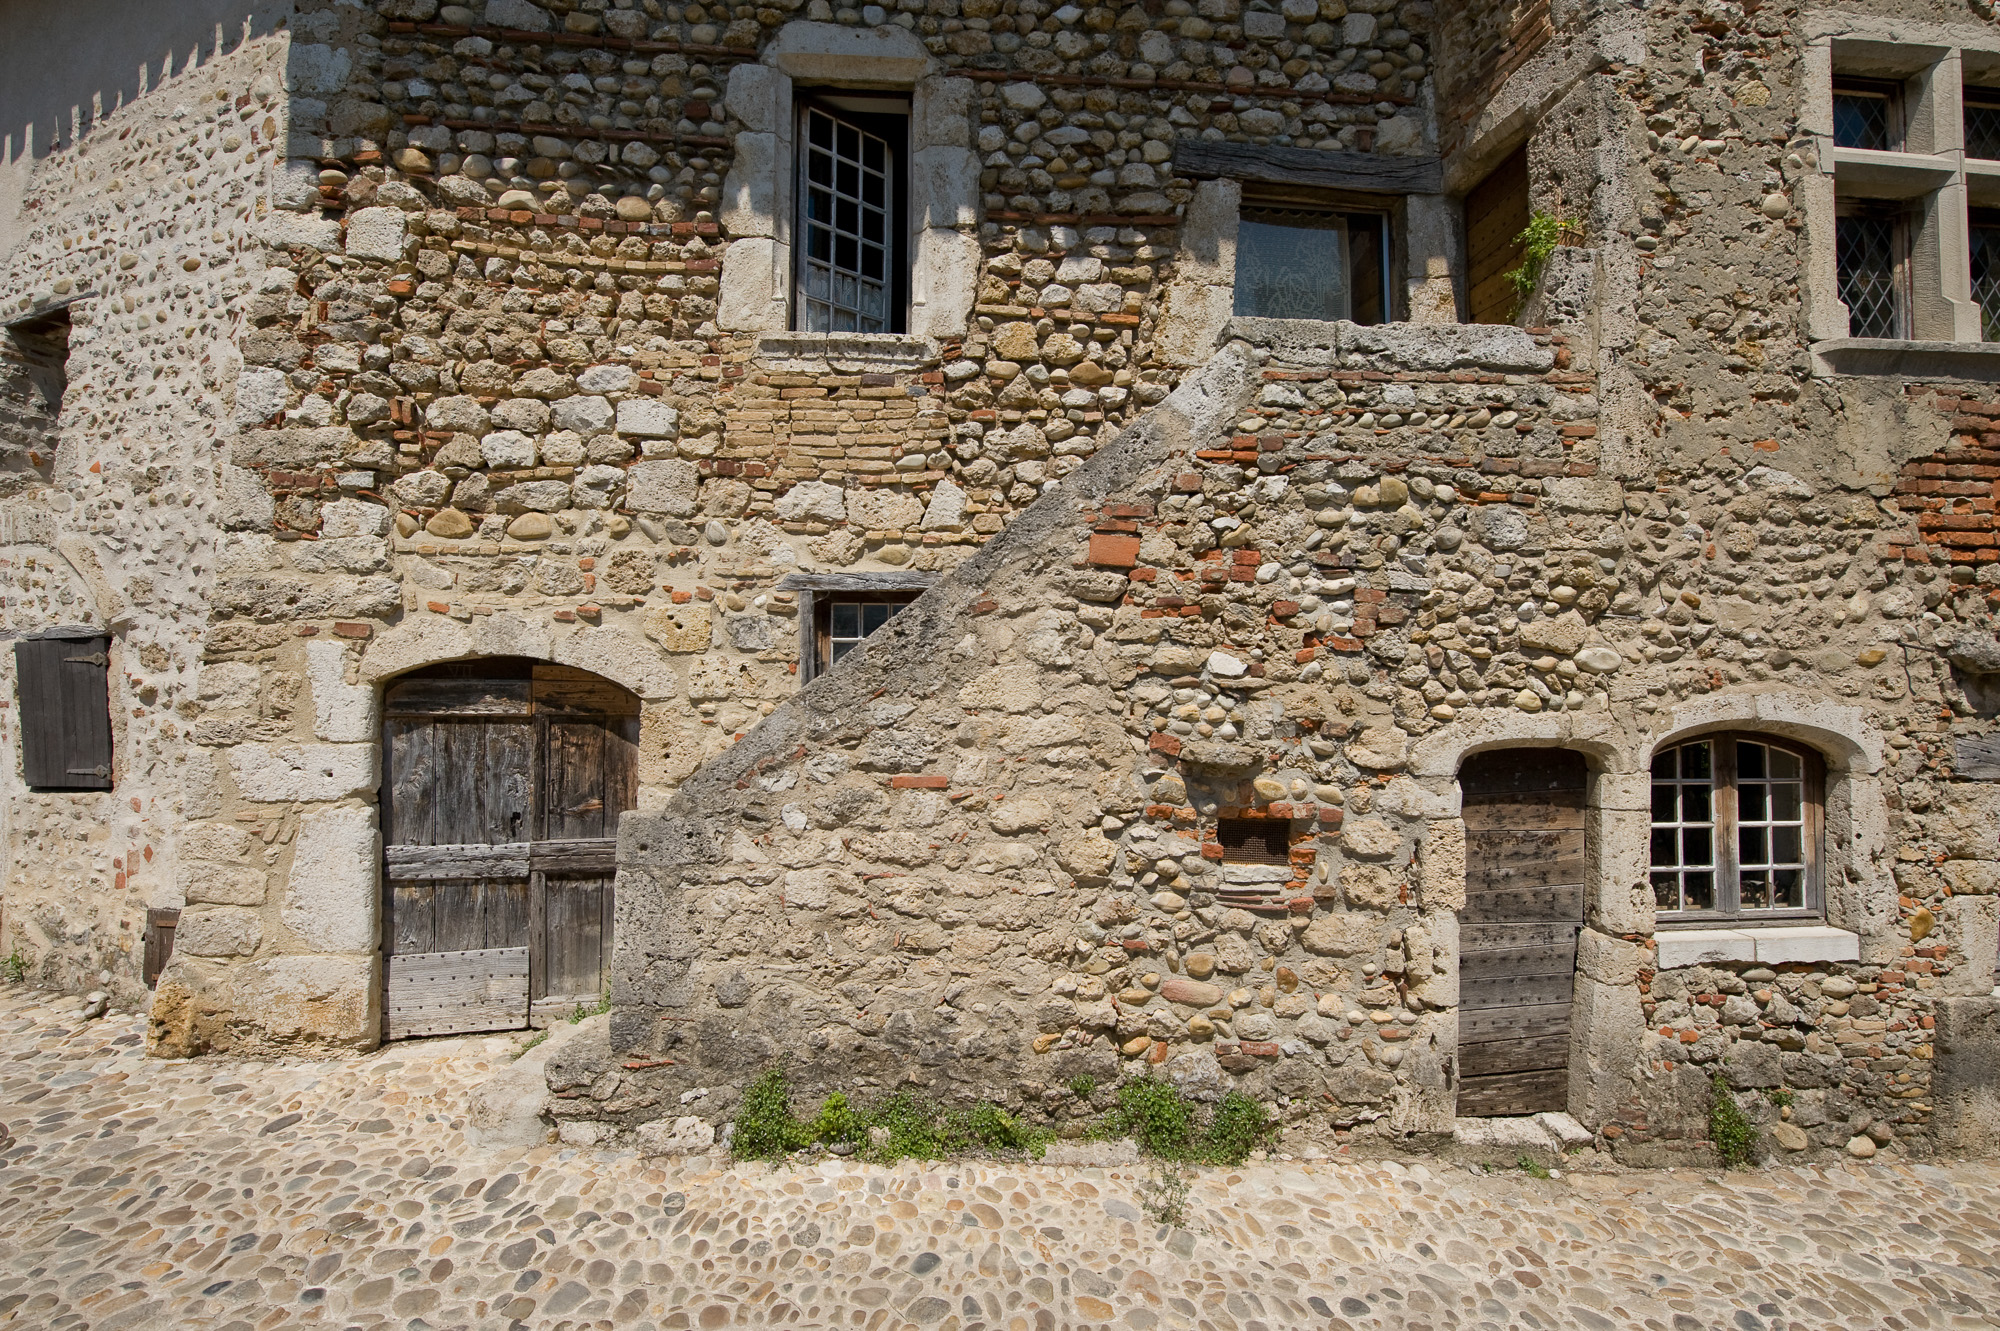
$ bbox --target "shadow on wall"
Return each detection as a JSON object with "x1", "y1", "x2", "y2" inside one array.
[{"x1": 0, "y1": 0, "x2": 293, "y2": 163}]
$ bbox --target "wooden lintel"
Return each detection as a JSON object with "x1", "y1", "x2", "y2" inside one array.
[{"x1": 1171, "y1": 138, "x2": 1443, "y2": 195}]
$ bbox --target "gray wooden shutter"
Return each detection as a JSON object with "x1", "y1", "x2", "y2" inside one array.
[{"x1": 14, "y1": 634, "x2": 112, "y2": 790}]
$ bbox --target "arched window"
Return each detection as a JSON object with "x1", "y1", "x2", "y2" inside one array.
[{"x1": 1650, "y1": 734, "x2": 1824, "y2": 921}]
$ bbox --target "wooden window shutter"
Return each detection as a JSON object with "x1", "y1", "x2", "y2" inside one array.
[{"x1": 14, "y1": 634, "x2": 113, "y2": 790}]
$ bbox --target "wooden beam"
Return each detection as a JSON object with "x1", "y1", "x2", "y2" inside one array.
[
  {"x1": 1171, "y1": 139, "x2": 1443, "y2": 195},
  {"x1": 386, "y1": 838, "x2": 618, "y2": 879}
]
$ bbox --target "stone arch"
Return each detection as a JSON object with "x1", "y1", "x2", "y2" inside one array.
[
  {"x1": 1411, "y1": 712, "x2": 1635, "y2": 781},
  {"x1": 354, "y1": 611, "x2": 677, "y2": 700},
  {"x1": 1643, "y1": 691, "x2": 1884, "y2": 775}
]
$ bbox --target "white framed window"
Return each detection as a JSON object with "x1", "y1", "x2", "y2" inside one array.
[
  {"x1": 795, "y1": 93, "x2": 909, "y2": 334},
  {"x1": 1650, "y1": 734, "x2": 1824, "y2": 923}
]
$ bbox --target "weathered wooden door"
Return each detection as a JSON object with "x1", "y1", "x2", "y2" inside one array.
[
  {"x1": 1456, "y1": 748, "x2": 1587, "y2": 1116},
  {"x1": 381, "y1": 659, "x2": 638, "y2": 1039},
  {"x1": 1464, "y1": 145, "x2": 1530, "y2": 326}
]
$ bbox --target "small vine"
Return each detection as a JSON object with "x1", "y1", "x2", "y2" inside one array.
[{"x1": 1504, "y1": 211, "x2": 1587, "y2": 313}]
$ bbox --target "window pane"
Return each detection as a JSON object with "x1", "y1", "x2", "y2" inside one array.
[
  {"x1": 1683, "y1": 872, "x2": 1714, "y2": 911},
  {"x1": 1968, "y1": 98, "x2": 2000, "y2": 159},
  {"x1": 1233, "y1": 215, "x2": 1349, "y2": 321},
  {"x1": 831, "y1": 639, "x2": 855, "y2": 662},
  {"x1": 1837, "y1": 212, "x2": 1904, "y2": 339},
  {"x1": 1739, "y1": 826, "x2": 1766, "y2": 865},
  {"x1": 1771, "y1": 783, "x2": 1801, "y2": 821},
  {"x1": 1742, "y1": 870, "x2": 1771, "y2": 911},
  {"x1": 1973, "y1": 225, "x2": 2000, "y2": 342},
  {"x1": 1652, "y1": 750, "x2": 1676, "y2": 779},
  {"x1": 1737, "y1": 741, "x2": 1766, "y2": 780},
  {"x1": 1652, "y1": 872, "x2": 1680, "y2": 911},
  {"x1": 1651, "y1": 827, "x2": 1679, "y2": 866},
  {"x1": 1772, "y1": 825, "x2": 1802, "y2": 864},
  {"x1": 798, "y1": 103, "x2": 896, "y2": 335},
  {"x1": 1772, "y1": 868, "x2": 1802, "y2": 908},
  {"x1": 831, "y1": 602, "x2": 859, "y2": 637},
  {"x1": 1683, "y1": 785, "x2": 1710, "y2": 823},
  {"x1": 1682, "y1": 826, "x2": 1712, "y2": 868},
  {"x1": 862, "y1": 603, "x2": 893, "y2": 633},
  {"x1": 1833, "y1": 91, "x2": 1892, "y2": 150},
  {"x1": 1767, "y1": 747, "x2": 1800, "y2": 779},
  {"x1": 1739, "y1": 783, "x2": 1766, "y2": 820},
  {"x1": 1681, "y1": 742, "x2": 1711, "y2": 780},
  {"x1": 1652, "y1": 784, "x2": 1677, "y2": 821}
]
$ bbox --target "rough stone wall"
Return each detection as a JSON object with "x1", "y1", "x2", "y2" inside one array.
[
  {"x1": 0, "y1": 30, "x2": 296, "y2": 1004},
  {"x1": 595, "y1": 312, "x2": 1987, "y2": 1158}
]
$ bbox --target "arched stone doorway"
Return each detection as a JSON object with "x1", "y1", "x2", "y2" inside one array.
[{"x1": 379, "y1": 657, "x2": 639, "y2": 1039}]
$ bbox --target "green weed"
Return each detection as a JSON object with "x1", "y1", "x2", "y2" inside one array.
[
  {"x1": 1137, "y1": 1159, "x2": 1193, "y2": 1228},
  {"x1": 1108, "y1": 1077, "x2": 1274, "y2": 1166},
  {"x1": 569, "y1": 993, "x2": 611, "y2": 1024},
  {"x1": 1503, "y1": 211, "x2": 1586, "y2": 313},
  {"x1": 1067, "y1": 1075, "x2": 1097, "y2": 1101},
  {"x1": 726, "y1": 1067, "x2": 1053, "y2": 1165},
  {"x1": 511, "y1": 1029, "x2": 550, "y2": 1060},
  {"x1": 2, "y1": 948, "x2": 25, "y2": 985},
  {"x1": 1762, "y1": 1087, "x2": 1795, "y2": 1110},
  {"x1": 1516, "y1": 1153, "x2": 1551, "y2": 1179},
  {"x1": 1709, "y1": 1074, "x2": 1759, "y2": 1168}
]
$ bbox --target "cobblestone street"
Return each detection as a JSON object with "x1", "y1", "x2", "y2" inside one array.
[{"x1": 1, "y1": 989, "x2": 1996, "y2": 1331}]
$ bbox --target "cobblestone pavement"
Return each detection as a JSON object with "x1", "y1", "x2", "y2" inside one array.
[{"x1": 3, "y1": 989, "x2": 1998, "y2": 1331}]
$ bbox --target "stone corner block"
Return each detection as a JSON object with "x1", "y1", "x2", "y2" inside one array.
[
  {"x1": 345, "y1": 206, "x2": 409, "y2": 262},
  {"x1": 1653, "y1": 928, "x2": 1755, "y2": 970},
  {"x1": 229, "y1": 743, "x2": 379, "y2": 803},
  {"x1": 306, "y1": 640, "x2": 379, "y2": 743},
  {"x1": 284, "y1": 806, "x2": 381, "y2": 954}
]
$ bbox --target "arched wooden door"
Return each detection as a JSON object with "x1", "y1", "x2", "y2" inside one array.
[{"x1": 380, "y1": 659, "x2": 638, "y2": 1039}]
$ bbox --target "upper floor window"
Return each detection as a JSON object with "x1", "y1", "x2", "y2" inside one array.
[
  {"x1": 1965, "y1": 87, "x2": 2000, "y2": 159},
  {"x1": 795, "y1": 92, "x2": 909, "y2": 334},
  {"x1": 1651, "y1": 735, "x2": 1822, "y2": 921},
  {"x1": 1233, "y1": 197, "x2": 1391, "y2": 324},
  {"x1": 1835, "y1": 202, "x2": 1909, "y2": 339}
]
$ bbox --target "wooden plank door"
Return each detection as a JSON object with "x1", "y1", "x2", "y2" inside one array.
[
  {"x1": 529, "y1": 667, "x2": 637, "y2": 1024},
  {"x1": 380, "y1": 660, "x2": 638, "y2": 1039},
  {"x1": 1456, "y1": 748, "x2": 1586, "y2": 1116},
  {"x1": 1464, "y1": 145, "x2": 1530, "y2": 325}
]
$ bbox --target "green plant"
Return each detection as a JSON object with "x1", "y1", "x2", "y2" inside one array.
[
  {"x1": 1763, "y1": 1087, "x2": 1795, "y2": 1110},
  {"x1": 1107, "y1": 1078, "x2": 1274, "y2": 1166},
  {"x1": 1503, "y1": 211, "x2": 1586, "y2": 312},
  {"x1": 1516, "y1": 1153, "x2": 1552, "y2": 1179},
  {"x1": 569, "y1": 992, "x2": 611, "y2": 1024},
  {"x1": 1067, "y1": 1074, "x2": 1097, "y2": 1101},
  {"x1": 733, "y1": 1067, "x2": 812, "y2": 1160},
  {"x1": 1709, "y1": 1074, "x2": 1759, "y2": 1168},
  {"x1": 806, "y1": 1091, "x2": 867, "y2": 1151},
  {"x1": 512, "y1": 1030, "x2": 550, "y2": 1060},
  {"x1": 2, "y1": 947, "x2": 25, "y2": 985},
  {"x1": 1114, "y1": 1077, "x2": 1199, "y2": 1160},
  {"x1": 1136, "y1": 1159, "x2": 1193, "y2": 1229}
]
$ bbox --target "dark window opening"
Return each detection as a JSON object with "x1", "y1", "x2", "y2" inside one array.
[
  {"x1": 1233, "y1": 195, "x2": 1392, "y2": 324},
  {"x1": 809, "y1": 591, "x2": 919, "y2": 678},
  {"x1": 1835, "y1": 203, "x2": 1908, "y2": 338},
  {"x1": 1967, "y1": 89, "x2": 2000, "y2": 159},
  {"x1": 1832, "y1": 78, "x2": 1903, "y2": 151},
  {"x1": 1650, "y1": 734, "x2": 1823, "y2": 921},
  {"x1": 2, "y1": 304, "x2": 72, "y2": 488},
  {"x1": 13, "y1": 633, "x2": 113, "y2": 791},
  {"x1": 795, "y1": 91, "x2": 910, "y2": 334},
  {"x1": 1217, "y1": 817, "x2": 1292, "y2": 864}
]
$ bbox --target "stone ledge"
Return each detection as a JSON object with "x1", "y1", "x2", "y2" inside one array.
[
  {"x1": 1654, "y1": 924, "x2": 1860, "y2": 969},
  {"x1": 1811, "y1": 338, "x2": 2000, "y2": 381},
  {"x1": 754, "y1": 333, "x2": 939, "y2": 374}
]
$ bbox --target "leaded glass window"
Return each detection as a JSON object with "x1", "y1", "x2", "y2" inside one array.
[
  {"x1": 1832, "y1": 81, "x2": 1900, "y2": 151},
  {"x1": 1836, "y1": 210, "x2": 1905, "y2": 339},
  {"x1": 1965, "y1": 93, "x2": 2000, "y2": 160},
  {"x1": 1971, "y1": 218, "x2": 2000, "y2": 342},
  {"x1": 796, "y1": 97, "x2": 907, "y2": 334},
  {"x1": 1651, "y1": 735, "x2": 1822, "y2": 920}
]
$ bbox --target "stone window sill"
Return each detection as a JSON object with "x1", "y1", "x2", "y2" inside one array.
[
  {"x1": 1654, "y1": 925, "x2": 1860, "y2": 969},
  {"x1": 754, "y1": 333, "x2": 937, "y2": 374},
  {"x1": 1810, "y1": 338, "x2": 2000, "y2": 380}
]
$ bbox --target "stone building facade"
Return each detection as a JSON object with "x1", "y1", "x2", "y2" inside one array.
[{"x1": 0, "y1": 0, "x2": 1996, "y2": 1161}]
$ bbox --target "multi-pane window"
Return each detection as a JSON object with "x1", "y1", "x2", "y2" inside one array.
[
  {"x1": 1233, "y1": 199, "x2": 1390, "y2": 324},
  {"x1": 806, "y1": 591, "x2": 920, "y2": 677},
  {"x1": 1833, "y1": 79, "x2": 1902, "y2": 150},
  {"x1": 1651, "y1": 735, "x2": 1821, "y2": 920},
  {"x1": 796, "y1": 95, "x2": 908, "y2": 334},
  {"x1": 1835, "y1": 205, "x2": 1907, "y2": 339}
]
